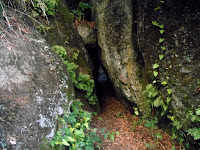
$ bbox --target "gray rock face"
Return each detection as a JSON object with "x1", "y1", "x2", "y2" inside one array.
[
  {"x1": 0, "y1": 12, "x2": 73, "y2": 149},
  {"x1": 92, "y1": 0, "x2": 151, "y2": 115}
]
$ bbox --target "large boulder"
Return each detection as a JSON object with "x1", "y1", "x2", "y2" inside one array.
[
  {"x1": 0, "y1": 11, "x2": 74, "y2": 149},
  {"x1": 91, "y1": 0, "x2": 151, "y2": 115}
]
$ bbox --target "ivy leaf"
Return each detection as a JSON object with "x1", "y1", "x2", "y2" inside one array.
[
  {"x1": 155, "y1": 6, "x2": 161, "y2": 10},
  {"x1": 160, "y1": 0, "x2": 165, "y2": 3},
  {"x1": 159, "y1": 24, "x2": 164, "y2": 29},
  {"x1": 153, "y1": 71, "x2": 158, "y2": 77},
  {"x1": 153, "y1": 80, "x2": 157, "y2": 84},
  {"x1": 161, "y1": 46, "x2": 166, "y2": 51},
  {"x1": 159, "y1": 54, "x2": 164, "y2": 60},
  {"x1": 163, "y1": 105, "x2": 168, "y2": 111},
  {"x1": 159, "y1": 38, "x2": 165, "y2": 43},
  {"x1": 166, "y1": 97, "x2": 172, "y2": 104},
  {"x1": 169, "y1": 115, "x2": 174, "y2": 122},
  {"x1": 161, "y1": 81, "x2": 167, "y2": 85},
  {"x1": 153, "y1": 63, "x2": 159, "y2": 69},
  {"x1": 166, "y1": 76, "x2": 169, "y2": 80},
  {"x1": 152, "y1": 21, "x2": 160, "y2": 26},
  {"x1": 159, "y1": 29, "x2": 164, "y2": 34},
  {"x1": 167, "y1": 89, "x2": 172, "y2": 95}
]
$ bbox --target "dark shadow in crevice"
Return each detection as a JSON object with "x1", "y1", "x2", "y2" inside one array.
[{"x1": 85, "y1": 43, "x2": 116, "y2": 109}]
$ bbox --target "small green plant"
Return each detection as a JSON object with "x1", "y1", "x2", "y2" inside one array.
[
  {"x1": 52, "y1": 45, "x2": 97, "y2": 105},
  {"x1": 35, "y1": 24, "x2": 50, "y2": 33},
  {"x1": 30, "y1": 0, "x2": 59, "y2": 17},
  {"x1": 71, "y1": 2, "x2": 92, "y2": 21},
  {"x1": 100, "y1": 128, "x2": 119, "y2": 142},
  {"x1": 145, "y1": 142, "x2": 156, "y2": 149},
  {"x1": 144, "y1": 117, "x2": 158, "y2": 129},
  {"x1": 50, "y1": 100, "x2": 101, "y2": 149},
  {"x1": 116, "y1": 111, "x2": 124, "y2": 118}
]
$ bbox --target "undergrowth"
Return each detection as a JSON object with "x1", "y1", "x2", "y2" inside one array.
[
  {"x1": 52, "y1": 45, "x2": 97, "y2": 105},
  {"x1": 50, "y1": 100, "x2": 102, "y2": 149}
]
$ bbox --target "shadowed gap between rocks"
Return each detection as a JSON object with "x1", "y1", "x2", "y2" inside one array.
[
  {"x1": 85, "y1": 43, "x2": 136, "y2": 114},
  {"x1": 85, "y1": 44, "x2": 115, "y2": 111}
]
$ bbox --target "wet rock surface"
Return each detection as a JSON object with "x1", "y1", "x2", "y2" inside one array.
[{"x1": 0, "y1": 11, "x2": 74, "y2": 149}]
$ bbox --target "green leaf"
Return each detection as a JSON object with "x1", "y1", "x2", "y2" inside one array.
[
  {"x1": 161, "y1": 46, "x2": 166, "y2": 51},
  {"x1": 116, "y1": 131, "x2": 119, "y2": 137},
  {"x1": 161, "y1": 110, "x2": 165, "y2": 116},
  {"x1": 196, "y1": 108, "x2": 200, "y2": 115},
  {"x1": 171, "y1": 146, "x2": 176, "y2": 150},
  {"x1": 168, "y1": 115, "x2": 174, "y2": 122},
  {"x1": 67, "y1": 136, "x2": 76, "y2": 142},
  {"x1": 159, "y1": 38, "x2": 165, "y2": 43},
  {"x1": 152, "y1": 21, "x2": 160, "y2": 26},
  {"x1": 50, "y1": 141, "x2": 55, "y2": 147},
  {"x1": 159, "y1": 24, "x2": 164, "y2": 29},
  {"x1": 153, "y1": 71, "x2": 158, "y2": 77},
  {"x1": 159, "y1": 54, "x2": 164, "y2": 60},
  {"x1": 110, "y1": 133, "x2": 115, "y2": 141},
  {"x1": 145, "y1": 143, "x2": 150, "y2": 148},
  {"x1": 163, "y1": 105, "x2": 168, "y2": 111},
  {"x1": 62, "y1": 139, "x2": 70, "y2": 146},
  {"x1": 166, "y1": 97, "x2": 172, "y2": 104},
  {"x1": 154, "y1": 6, "x2": 161, "y2": 10},
  {"x1": 153, "y1": 97, "x2": 162, "y2": 107},
  {"x1": 161, "y1": 81, "x2": 167, "y2": 85},
  {"x1": 153, "y1": 80, "x2": 157, "y2": 84},
  {"x1": 187, "y1": 128, "x2": 200, "y2": 140},
  {"x1": 160, "y1": 0, "x2": 165, "y2": 3},
  {"x1": 172, "y1": 121, "x2": 182, "y2": 130},
  {"x1": 159, "y1": 29, "x2": 164, "y2": 34},
  {"x1": 167, "y1": 89, "x2": 172, "y2": 95},
  {"x1": 98, "y1": 117, "x2": 103, "y2": 121},
  {"x1": 153, "y1": 63, "x2": 159, "y2": 69}
]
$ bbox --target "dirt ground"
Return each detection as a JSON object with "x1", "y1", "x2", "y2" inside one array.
[{"x1": 92, "y1": 93, "x2": 179, "y2": 150}]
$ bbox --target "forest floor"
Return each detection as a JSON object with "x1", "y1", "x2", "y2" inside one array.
[{"x1": 91, "y1": 87, "x2": 179, "y2": 150}]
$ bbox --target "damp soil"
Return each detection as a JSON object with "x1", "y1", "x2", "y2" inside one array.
[{"x1": 92, "y1": 87, "x2": 179, "y2": 150}]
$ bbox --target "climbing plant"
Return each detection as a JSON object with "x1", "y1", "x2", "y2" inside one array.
[
  {"x1": 27, "y1": 0, "x2": 59, "y2": 17},
  {"x1": 143, "y1": 0, "x2": 200, "y2": 149}
]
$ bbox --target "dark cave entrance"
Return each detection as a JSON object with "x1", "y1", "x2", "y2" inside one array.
[{"x1": 85, "y1": 44, "x2": 116, "y2": 108}]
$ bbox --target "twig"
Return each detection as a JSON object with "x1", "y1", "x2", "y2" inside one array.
[
  {"x1": 38, "y1": 0, "x2": 49, "y2": 25},
  {"x1": 0, "y1": 2, "x2": 11, "y2": 28},
  {"x1": 159, "y1": 142, "x2": 165, "y2": 150},
  {"x1": 5, "y1": 4, "x2": 42, "y2": 25}
]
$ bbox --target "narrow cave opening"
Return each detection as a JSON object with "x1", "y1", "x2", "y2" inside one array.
[{"x1": 85, "y1": 44, "x2": 116, "y2": 110}]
